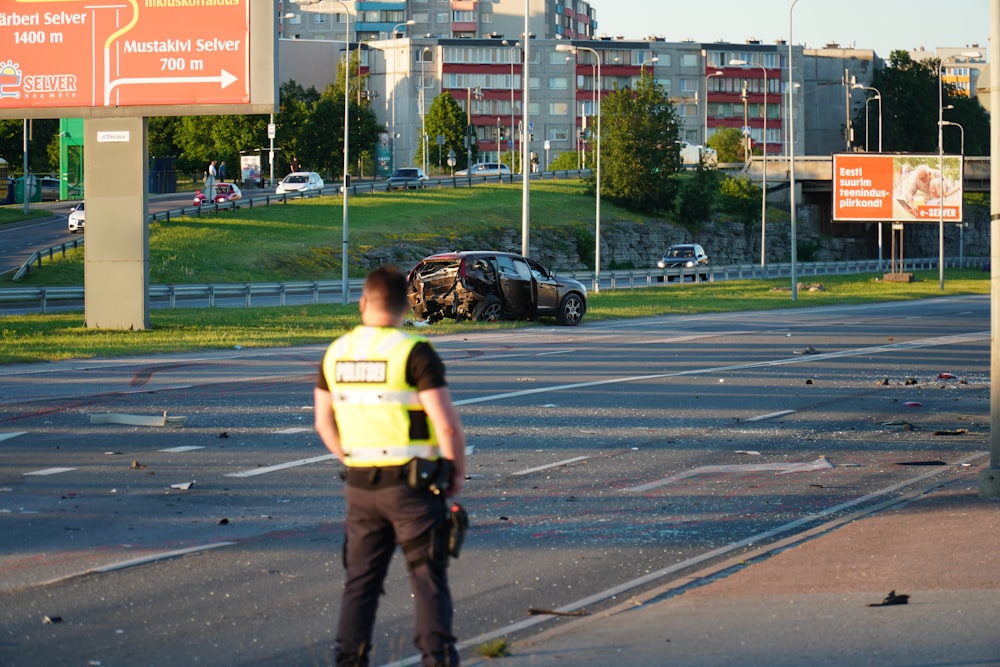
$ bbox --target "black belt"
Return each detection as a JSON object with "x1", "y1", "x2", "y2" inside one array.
[{"x1": 343, "y1": 465, "x2": 408, "y2": 489}]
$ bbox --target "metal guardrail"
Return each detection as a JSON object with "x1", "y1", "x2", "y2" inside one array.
[
  {"x1": 1, "y1": 257, "x2": 986, "y2": 314},
  {"x1": 571, "y1": 257, "x2": 987, "y2": 290},
  {"x1": 12, "y1": 238, "x2": 85, "y2": 281}
]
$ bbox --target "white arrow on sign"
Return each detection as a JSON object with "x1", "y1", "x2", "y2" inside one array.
[{"x1": 105, "y1": 69, "x2": 239, "y2": 105}]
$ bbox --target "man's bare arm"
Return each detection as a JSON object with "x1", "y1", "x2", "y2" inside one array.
[
  {"x1": 313, "y1": 387, "x2": 345, "y2": 461},
  {"x1": 419, "y1": 386, "x2": 466, "y2": 496}
]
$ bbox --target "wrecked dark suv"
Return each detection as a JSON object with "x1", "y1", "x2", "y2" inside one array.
[{"x1": 407, "y1": 251, "x2": 587, "y2": 326}]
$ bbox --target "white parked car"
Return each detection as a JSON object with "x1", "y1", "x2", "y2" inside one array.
[
  {"x1": 455, "y1": 162, "x2": 511, "y2": 176},
  {"x1": 67, "y1": 201, "x2": 85, "y2": 233},
  {"x1": 276, "y1": 171, "x2": 325, "y2": 195}
]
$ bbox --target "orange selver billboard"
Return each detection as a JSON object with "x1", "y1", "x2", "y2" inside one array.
[
  {"x1": 833, "y1": 153, "x2": 963, "y2": 223},
  {"x1": 0, "y1": 0, "x2": 275, "y2": 118}
]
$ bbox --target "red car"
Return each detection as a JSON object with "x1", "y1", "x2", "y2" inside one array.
[{"x1": 193, "y1": 182, "x2": 242, "y2": 205}]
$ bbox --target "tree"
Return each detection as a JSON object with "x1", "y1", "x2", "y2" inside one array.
[
  {"x1": 548, "y1": 151, "x2": 580, "y2": 171},
  {"x1": 172, "y1": 114, "x2": 269, "y2": 178},
  {"x1": 420, "y1": 92, "x2": 469, "y2": 172},
  {"x1": 294, "y1": 53, "x2": 381, "y2": 179},
  {"x1": 707, "y1": 127, "x2": 744, "y2": 163},
  {"x1": 855, "y1": 50, "x2": 989, "y2": 156},
  {"x1": 0, "y1": 119, "x2": 58, "y2": 175},
  {"x1": 276, "y1": 80, "x2": 321, "y2": 173},
  {"x1": 600, "y1": 74, "x2": 682, "y2": 213}
]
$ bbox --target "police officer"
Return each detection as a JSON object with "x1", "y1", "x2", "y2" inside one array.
[{"x1": 314, "y1": 266, "x2": 467, "y2": 667}]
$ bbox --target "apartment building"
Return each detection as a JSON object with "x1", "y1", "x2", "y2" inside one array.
[
  {"x1": 279, "y1": 34, "x2": 813, "y2": 174},
  {"x1": 907, "y1": 46, "x2": 987, "y2": 98},
  {"x1": 280, "y1": 0, "x2": 596, "y2": 42}
]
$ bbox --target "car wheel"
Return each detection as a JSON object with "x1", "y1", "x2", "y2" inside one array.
[
  {"x1": 473, "y1": 296, "x2": 503, "y2": 323},
  {"x1": 556, "y1": 293, "x2": 585, "y2": 326}
]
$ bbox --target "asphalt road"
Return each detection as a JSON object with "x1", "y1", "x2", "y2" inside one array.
[{"x1": 0, "y1": 297, "x2": 990, "y2": 666}]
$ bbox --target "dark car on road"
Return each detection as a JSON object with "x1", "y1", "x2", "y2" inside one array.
[
  {"x1": 386, "y1": 167, "x2": 429, "y2": 190},
  {"x1": 407, "y1": 251, "x2": 587, "y2": 326},
  {"x1": 656, "y1": 243, "x2": 709, "y2": 282}
]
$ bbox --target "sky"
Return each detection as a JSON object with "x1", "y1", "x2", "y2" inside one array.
[{"x1": 594, "y1": 0, "x2": 989, "y2": 60}]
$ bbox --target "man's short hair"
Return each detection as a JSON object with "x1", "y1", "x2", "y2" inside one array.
[{"x1": 363, "y1": 266, "x2": 409, "y2": 314}]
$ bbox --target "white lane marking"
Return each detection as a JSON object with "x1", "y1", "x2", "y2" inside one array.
[
  {"x1": 24, "y1": 467, "x2": 76, "y2": 476},
  {"x1": 0, "y1": 432, "x2": 27, "y2": 443},
  {"x1": 512, "y1": 456, "x2": 591, "y2": 476},
  {"x1": 390, "y1": 452, "x2": 987, "y2": 667},
  {"x1": 743, "y1": 409, "x2": 796, "y2": 422},
  {"x1": 160, "y1": 446, "x2": 205, "y2": 453},
  {"x1": 275, "y1": 427, "x2": 311, "y2": 434},
  {"x1": 626, "y1": 457, "x2": 834, "y2": 493},
  {"x1": 453, "y1": 332, "x2": 988, "y2": 407},
  {"x1": 225, "y1": 454, "x2": 335, "y2": 478}
]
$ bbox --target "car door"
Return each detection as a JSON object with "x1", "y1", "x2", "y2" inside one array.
[
  {"x1": 495, "y1": 255, "x2": 533, "y2": 315},
  {"x1": 527, "y1": 258, "x2": 559, "y2": 313}
]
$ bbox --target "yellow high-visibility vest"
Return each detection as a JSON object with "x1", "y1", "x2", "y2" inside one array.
[{"x1": 322, "y1": 326, "x2": 440, "y2": 466}]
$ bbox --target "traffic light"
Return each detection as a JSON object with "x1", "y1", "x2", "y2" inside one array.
[{"x1": 498, "y1": 127, "x2": 505, "y2": 140}]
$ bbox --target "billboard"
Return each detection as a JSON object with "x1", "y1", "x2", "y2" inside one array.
[
  {"x1": 833, "y1": 153, "x2": 963, "y2": 223},
  {"x1": 0, "y1": 0, "x2": 276, "y2": 119}
]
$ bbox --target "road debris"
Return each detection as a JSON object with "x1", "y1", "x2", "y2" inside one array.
[
  {"x1": 528, "y1": 607, "x2": 589, "y2": 617},
  {"x1": 90, "y1": 411, "x2": 186, "y2": 428},
  {"x1": 868, "y1": 590, "x2": 910, "y2": 607}
]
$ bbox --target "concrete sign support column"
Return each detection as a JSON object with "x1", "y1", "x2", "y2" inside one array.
[{"x1": 83, "y1": 117, "x2": 149, "y2": 331}]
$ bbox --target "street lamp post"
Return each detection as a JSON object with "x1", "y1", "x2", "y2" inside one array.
[
  {"x1": 703, "y1": 70, "x2": 723, "y2": 146},
  {"x1": 466, "y1": 85, "x2": 482, "y2": 171},
  {"x1": 557, "y1": 44, "x2": 602, "y2": 292},
  {"x1": 788, "y1": 0, "x2": 800, "y2": 300},
  {"x1": 938, "y1": 62, "x2": 945, "y2": 290},
  {"x1": 339, "y1": 1, "x2": 352, "y2": 305},
  {"x1": 938, "y1": 51, "x2": 981, "y2": 290},
  {"x1": 390, "y1": 19, "x2": 414, "y2": 39},
  {"x1": 731, "y1": 59, "x2": 768, "y2": 273},
  {"x1": 420, "y1": 47, "x2": 431, "y2": 176},
  {"x1": 520, "y1": 1, "x2": 530, "y2": 258},
  {"x1": 852, "y1": 83, "x2": 883, "y2": 269},
  {"x1": 851, "y1": 84, "x2": 882, "y2": 152},
  {"x1": 640, "y1": 55, "x2": 658, "y2": 78},
  {"x1": 941, "y1": 119, "x2": 965, "y2": 265},
  {"x1": 294, "y1": 0, "x2": 355, "y2": 305},
  {"x1": 740, "y1": 80, "x2": 749, "y2": 166},
  {"x1": 503, "y1": 41, "x2": 519, "y2": 171}
]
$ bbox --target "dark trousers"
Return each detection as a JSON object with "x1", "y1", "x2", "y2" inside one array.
[{"x1": 336, "y1": 482, "x2": 458, "y2": 667}]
